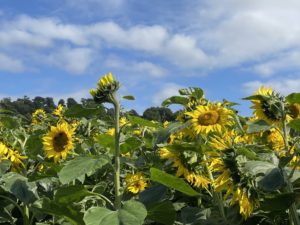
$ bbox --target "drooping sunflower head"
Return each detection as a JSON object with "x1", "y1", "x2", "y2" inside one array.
[
  {"x1": 185, "y1": 103, "x2": 232, "y2": 134},
  {"x1": 90, "y1": 72, "x2": 120, "y2": 103},
  {"x1": 32, "y1": 109, "x2": 47, "y2": 125},
  {"x1": 250, "y1": 86, "x2": 285, "y2": 125},
  {"x1": 288, "y1": 103, "x2": 300, "y2": 119},
  {"x1": 125, "y1": 172, "x2": 148, "y2": 194},
  {"x1": 43, "y1": 122, "x2": 75, "y2": 163}
]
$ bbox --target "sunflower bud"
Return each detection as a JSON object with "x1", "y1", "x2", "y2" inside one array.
[{"x1": 90, "y1": 72, "x2": 120, "y2": 104}]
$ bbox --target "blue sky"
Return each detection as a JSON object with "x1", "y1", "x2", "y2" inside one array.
[{"x1": 1, "y1": 0, "x2": 300, "y2": 115}]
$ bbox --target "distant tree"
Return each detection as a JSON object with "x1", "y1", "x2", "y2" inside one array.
[
  {"x1": 33, "y1": 96, "x2": 46, "y2": 109},
  {"x1": 128, "y1": 109, "x2": 139, "y2": 117},
  {"x1": 143, "y1": 107, "x2": 174, "y2": 122},
  {"x1": 14, "y1": 96, "x2": 34, "y2": 116},
  {"x1": 45, "y1": 97, "x2": 56, "y2": 112},
  {"x1": 67, "y1": 98, "x2": 78, "y2": 108},
  {"x1": 58, "y1": 99, "x2": 66, "y2": 106}
]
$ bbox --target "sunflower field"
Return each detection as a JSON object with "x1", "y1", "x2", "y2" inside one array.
[{"x1": 2, "y1": 73, "x2": 300, "y2": 225}]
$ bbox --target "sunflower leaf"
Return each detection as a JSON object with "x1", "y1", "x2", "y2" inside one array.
[
  {"x1": 288, "y1": 119, "x2": 300, "y2": 131},
  {"x1": 83, "y1": 200, "x2": 147, "y2": 225},
  {"x1": 58, "y1": 156, "x2": 109, "y2": 184},
  {"x1": 161, "y1": 96, "x2": 189, "y2": 107},
  {"x1": 286, "y1": 93, "x2": 300, "y2": 104},
  {"x1": 246, "y1": 120, "x2": 273, "y2": 133},
  {"x1": 150, "y1": 168, "x2": 200, "y2": 197}
]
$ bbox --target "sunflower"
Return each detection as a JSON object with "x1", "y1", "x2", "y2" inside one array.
[
  {"x1": 90, "y1": 72, "x2": 120, "y2": 103},
  {"x1": 106, "y1": 128, "x2": 115, "y2": 136},
  {"x1": 185, "y1": 103, "x2": 232, "y2": 134},
  {"x1": 266, "y1": 128, "x2": 285, "y2": 153},
  {"x1": 288, "y1": 103, "x2": 300, "y2": 119},
  {"x1": 53, "y1": 104, "x2": 64, "y2": 117},
  {"x1": 0, "y1": 142, "x2": 9, "y2": 156},
  {"x1": 159, "y1": 147, "x2": 210, "y2": 189},
  {"x1": 32, "y1": 109, "x2": 47, "y2": 125},
  {"x1": 43, "y1": 122, "x2": 75, "y2": 163},
  {"x1": 209, "y1": 154, "x2": 257, "y2": 218},
  {"x1": 250, "y1": 86, "x2": 287, "y2": 125},
  {"x1": 125, "y1": 172, "x2": 148, "y2": 194},
  {"x1": 6, "y1": 149, "x2": 28, "y2": 170}
]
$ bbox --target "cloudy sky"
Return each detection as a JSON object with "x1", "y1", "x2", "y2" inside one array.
[{"x1": 1, "y1": 0, "x2": 300, "y2": 115}]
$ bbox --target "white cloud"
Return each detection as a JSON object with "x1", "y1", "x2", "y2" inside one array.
[
  {"x1": 47, "y1": 47, "x2": 94, "y2": 74},
  {"x1": 104, "y1": 57, "x2": 167, "y2": 78},
  {"x1": 0, "y1": 53, "x2": 25, "y2": 72},
  {"x1": 243, "y1": 78, "x2": 300, "y2": 96},
  {"x1": 152, "y1": 83, "x2": 183, "y2": 106}
]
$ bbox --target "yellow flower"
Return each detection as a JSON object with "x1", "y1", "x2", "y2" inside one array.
[
  {"x1": 106, "y1": 128, "x2": 115, "y2": 136},
  {"x1": 232, "y1": 187, "x2": 254, "y2": 219},
  {"x1": 132, "y1": 129, "x2": 142, "y2": 136},
  {"x1": 42, "y1": 122, "x2": 75, "y2": 163},
  {"x1": 125, "y1": 172, "x2": 148, "y2": 194},
  {"x1": 90, "y1": 72, "x2": 119, "y2": 103},
  {"x1": 159, "y1": 148, "x2": 211, "y2": 188},
  {"x1": 266, "y1": 128, "x2": 285, "y2": 152},
  {"x1": 251, "y1": 86, "x2": 289, "y2": 125},
  {"x1": 289, "y1": 103, "x2": 300, "y2": 119},
  {"x1": 6, "y1": 149, "x2": 28, "y2": 170},
  {"x1": 159, "y1": 147, "x2": 175, "y2": 159},
  {"x1": 0, "y1": 142, "x2": 9, "y2": 156},
  {"x1": 32, "y1": 109, "x2": 47, "y2": 125},
  {"x1": 185, "y1": 103, "x2": 232, "y2": 134},
  {"x1": 120, "y1": 117, "x2": 130, "y2": 127},
  {"x1": 53, "y1": 104, "x2": 64, "y2": 117}
]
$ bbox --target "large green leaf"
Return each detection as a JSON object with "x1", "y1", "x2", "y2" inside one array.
[
  {"x1": 139, "y1": 184, "x2": 167, "y2": 207},
  {"x1": 54, "y1": 185, "x2": 95, "y2": 204},
  {"x1": 83, "y1": 200, "x2": 147, "y2": 225},
  {"x1": 95, "y1": 134, "x2": 115, "y2": 150},
  {"x1": 147, "y1": 201, "x2": 176, "y2": 225},
  {"x1": 120, "y1": 137, "x2": 142, "y2": 154},
  {"x1": 286, "y1": 93, "x2": 300, "y2": 104},
  {"x1": 1, "y1": 172, "x2": 37, "y2": 204},
  {"x1": 260, "y1": 193, "x2": 296, "y2": 211},
  {"x1": 288, "y1": 119, "x2": 300, "y2": 131},
  {"x1": 150, "y1": 168, "x2": 200, "y2": 197},
  {"x1": 58, "y1": 156, "x2": 109, "y2": 184},
  {"x1": 25, "y1": 134, "x2": 43, "y2": 160},
  {"x1": 257, "y1": 168, "x2": 284, "y2": 191},
  {"x1": 161, "y1": 96, "x2": 189, "y2": 107},
  {"x1": 128, "y1": 115, "x2": 159, "y2": 128},
  {"x1": 246, "y1": 120, "x2": 272, "y2": 133},
  {"x1": 33, "y1": 198, "x2": 84, "y2": 225}
]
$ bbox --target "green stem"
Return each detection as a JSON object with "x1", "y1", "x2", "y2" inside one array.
[
  {"x1": 203, "y1": 154, "x2": 226, "y2": 221},
  {"x1": 0, "y1": 195, "x2": 29, "y2": 225},
  {"x1": 112, "y1": 94, "x2": 121, "y2": 209},
  {"x1": 281, "y1": 102, "x2": 300, "y2": 225}
]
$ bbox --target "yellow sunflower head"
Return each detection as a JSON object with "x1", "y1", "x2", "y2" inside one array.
[
  {"x1": 185, "y1": 103, "x2": 232, "y2": 134},
  {"x1": 266, "y1": 128, "x2": 285, "y2": 153},
  {"x1": 250, "y1": 86, "x2": 286, "y2": 125},
  {"x1": 53, "y1": 104, "x2": 65, "y2": 117},
  {"x1": 42, "y1": 122, "x2": 75, "y2": 163},
  {"x1": 90, "y1": 72, "x2": 120, "y2": 103},
  {"x1": 125, "y1": 172, "x2": 148, "y2": 194},
  {"x1": 32, "y1": 109, "x2": 47, "y2": 125}
]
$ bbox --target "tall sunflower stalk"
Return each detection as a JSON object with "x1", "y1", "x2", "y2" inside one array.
[
  {"x1": 90, "y1": 72, "x2": 122, "y2": 209},
  {"x1": 281, "y1": 101, "x2": 300, "y2": 225}
]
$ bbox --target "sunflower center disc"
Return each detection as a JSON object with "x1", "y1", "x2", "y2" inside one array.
[
  {"x1": 53, "y1": 132, "x2": 69, "y2": 152},
  {"x1": 198, "y1": 111, "x2": 219, "y2": 125}
]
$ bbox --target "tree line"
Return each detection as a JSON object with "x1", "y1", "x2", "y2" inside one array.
[{"x1": 0, "y1": 96, "x2": 177, "y2": 122}]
